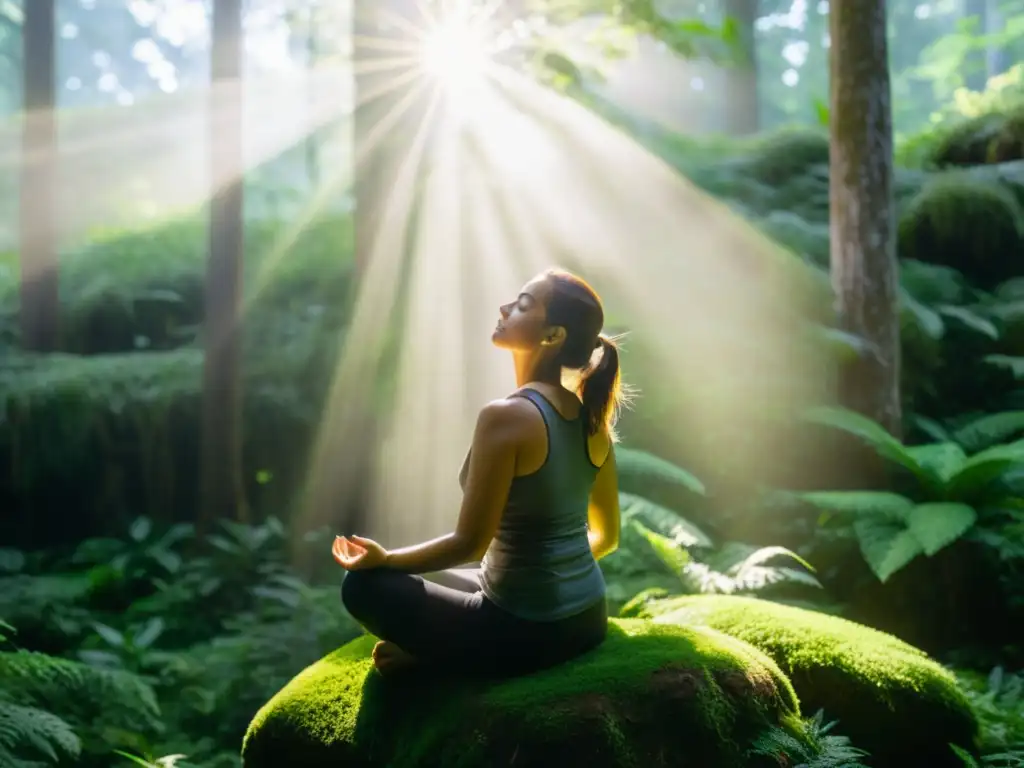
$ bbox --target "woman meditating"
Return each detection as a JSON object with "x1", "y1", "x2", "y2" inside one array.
[{"x1": 332, "y1": 268, "x2": 623, "y2": 677}]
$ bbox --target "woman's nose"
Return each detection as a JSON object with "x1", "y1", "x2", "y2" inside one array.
[{"x1": 499, "y1": 303, "x2": 511, "y2": 318}]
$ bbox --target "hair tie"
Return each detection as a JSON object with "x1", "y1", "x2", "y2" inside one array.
[{"x1": 594, "y1": 336, "x2": 603, "y2": 350}]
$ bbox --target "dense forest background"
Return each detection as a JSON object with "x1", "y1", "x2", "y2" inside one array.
[{"x1": 2, "y1": 0, "x2": 1024, "y2": 766}]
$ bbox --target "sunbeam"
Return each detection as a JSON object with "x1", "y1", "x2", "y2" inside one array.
[{"x1": 296, "y1": 0, "x2": 830, "y2": 547}]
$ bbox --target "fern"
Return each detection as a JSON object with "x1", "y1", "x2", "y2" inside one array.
[
  {"x1": 0, "y1": 646, "x2": 161, "y2": 765},
  {"x1": 748, "y1": 710, "x2": 870, "y2": 767},
  {"x1": 632, "y1": 520, "x2": 820, "y2": 596},
  {"x1": 799, "y1": 406, "x2": 1024, "y2": 582},
  {"x1": 615, "y1": 447, "x2": 707, "y2": 495},
  {"x1": 801, "y1": 491, "x2": 977, "y2": 582},
  {"x1": 620, "y1": 493, "x2": 713, "y2": 548},
  {"x1": 0, "y1": 701, "x2": 80, "y2": 768},
  {"x1": 954, "y1": 667, "x2": 1024, "y2": 767}
]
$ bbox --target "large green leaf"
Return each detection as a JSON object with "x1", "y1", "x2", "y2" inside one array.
[
  {"x1": 900, "y1": 289, "x2": 946, "y2": 340},
  {"x1": 853, "y1": 517, "x2": 924, "y2": 583},
  {"x1": 946, "y1": 440, "x2": 1024, "y2": 499},
  {"x1": 953, "y1": 411, "x2": 1024, "y2": 453},
  {"x1": 799, "y1": 491, "x2": 915, "y2": 521},
  {"x1": 905, "y1": 442, "x2": 967, "y2": 485},
  {"x1": 615, "y1": 448, "x2": 707, "y2": 495},
  {"x1": 619, "y1": 493, "x2": 713, "y2": 548},
  {"x1": 907, "y1": 503, "x2": 978, "y2": 556},
  {"x1": 936, "y1": 305, "x2": 999, "y2": 339},
  {"x1": 802, "y1": 406, "x2": 931, "y2": 483}
]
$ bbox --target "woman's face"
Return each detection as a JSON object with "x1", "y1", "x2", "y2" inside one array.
[{"x1": 492, "y1": 274, "x2": 560, "y2": 352}]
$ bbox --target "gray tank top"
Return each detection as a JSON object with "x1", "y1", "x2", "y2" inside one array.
[{"x1": 474, "y1": 388, "x2": 606, "y2": 622}]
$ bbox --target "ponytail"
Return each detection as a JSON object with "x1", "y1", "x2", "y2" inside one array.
[{"x1": 578, "y1": 333, "x2": 624, "y2": 440}]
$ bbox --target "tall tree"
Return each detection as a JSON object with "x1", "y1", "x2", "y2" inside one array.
[
  {"x1": 829, "y1": 0, "x2": 901, "y2": 438},
  {"x1": 19, "y1": 0, "x2": 58, "y2": 351},
  {"x1": 722, "y1": 0, "x2": 759, "y2": 134},
  {"x1": 199, "y1": 0, "x2": 248, "y2": 531}
]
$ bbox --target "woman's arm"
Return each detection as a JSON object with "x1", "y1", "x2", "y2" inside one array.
[
  {"x1": 383, "y1": 399, "x2": 525, "y2": 574},
  {"x1": 587, "y1": 445, "x2": 620, "y2": 561}
]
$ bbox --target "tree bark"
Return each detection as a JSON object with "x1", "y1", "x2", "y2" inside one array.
[
  {"x1": 963, "y1": 0, "x2": 989, "y2": 91},
  {"x1": 199, "y1": 0, "x2": 248, "y2": 532},
  {"x1": 19, "y1": 0, "x2": 59, "y2": 351},
  {"x1": 829, "y1": 0, "x2": 901, "y2": 438},
  {"x1": 722, "y1": 0, "x2": 759, "y2": 135}
]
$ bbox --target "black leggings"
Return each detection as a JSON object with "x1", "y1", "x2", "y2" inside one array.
[{"x1": 341, "y1": 567, "x2": 608, "y2": 677}]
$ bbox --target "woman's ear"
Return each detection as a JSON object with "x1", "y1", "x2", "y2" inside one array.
[{"x1": 540, "y1": 326, "x2": 567, "y2": 347}]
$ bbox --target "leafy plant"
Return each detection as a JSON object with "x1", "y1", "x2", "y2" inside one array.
[
  {"x1": 748, "y1": 710, "x2": 870, "y2": 768},
  {"x1": 953, "y1": 667, "x2": 1024, "y2": 767},
  {"x1": 602, "y1": 448, "x2": 820, "y2": 606},
  {"x1": 0, "y1": 621, "x2": 161, "y2": 767},
  {"x1": 798, "y1": 406, "x2": 1024, "y2": 582}
]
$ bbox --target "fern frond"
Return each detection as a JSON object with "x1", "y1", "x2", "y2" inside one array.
[
  {"x1": 748, "y1": 709, "x2": 869, "y2": 767},
  {"x1": 0, "y1": 650, "x2": 160, "y2": 731},
  {"x1": 0, "y1": 701, "x2": 80, "y2": 767},
  {"x1": 615, "y1": 448, "x2": 706, "y2": 495},
  {"x1": 631, "y1": 522, "x2": 691, "y2": 575},
  {"x1": 620, "y1": 493, "x2": 714, "y2": 548}
]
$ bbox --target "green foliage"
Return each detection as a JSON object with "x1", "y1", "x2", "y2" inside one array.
[
  {"x1": 897, "y1": 172, "x2": 1024, "y2": 288},
  {"x1": 1, "y1": 517, "x2": 361, "y2": 767},
  {"x1": 798, "y1": 406, "x2": 1024, "y2": 582},
  {"x1": 954, "y1": 667, "x2": 1024, "y2": 767},
  {"x1": 749, "y1": 710, "x2": 870, "y2": 768},
  {"x1": 602, "y1": 449, "x2": 821, "y2": 608},
  {"x1": 0, "y1": 627, "x2": 161, "y2": 767}
]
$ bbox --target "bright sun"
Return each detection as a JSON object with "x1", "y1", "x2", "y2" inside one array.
[{"x1": 420, "y1": 14, "x2": 491, "y2": 95}]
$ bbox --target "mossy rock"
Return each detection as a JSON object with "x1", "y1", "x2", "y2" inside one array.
[
  {"x1": 641, "y1": 595, "x2": 979, "y2": 768},
  {"x1": 930, "y1": 105, "x2": 1024, "y2": 168},
  {"x1": 897, "y1": 172, "x2": 1024, "y2": 289},
  {"x1": 241, "y1": 619, "x2": 805, "y2": 768},
  {"x1": 740, "y1": 127, "x2": 830, "y2": 187}
]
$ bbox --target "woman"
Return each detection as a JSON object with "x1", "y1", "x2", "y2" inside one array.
[{"x1": 332, "y1": 268, "x2": 624, "y2": 677}]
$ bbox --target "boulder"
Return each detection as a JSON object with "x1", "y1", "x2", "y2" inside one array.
[
  {"x1": 641, "y1": 595, "x2": 979, "y2": 768},
  {"x1": 242, "y1": 618, "x2": 805, "y2": 768},
  {"x1": 897, "y1": 171, "x2": 1024, "y2": 289}
]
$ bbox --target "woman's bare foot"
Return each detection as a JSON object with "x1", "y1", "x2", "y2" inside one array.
[{"x1": 371, "y1": 641, "x2": 417, "y2": 675}]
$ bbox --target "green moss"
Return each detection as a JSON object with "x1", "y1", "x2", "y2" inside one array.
[
  {"x1": 739, "y1": 127, "x2": 830, "y2": 187},
  {"x1": 897, "y1": 172, "x2": 1024, "y2": 289},
  {"x1": 928, "y1": 103, "x2": 1024, "y2": 168},
  {"x1": 646, "y1": 595, "x2": 979, "y2": 768},
  {"x1": 241, "y1": 619, "x2": 804, "y2": 768}
]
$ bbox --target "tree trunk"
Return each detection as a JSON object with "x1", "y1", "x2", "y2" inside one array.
[
  {"x1": 19, "y1": 0, "x2": 58, "y2": 352},
  {"x1": 199, "y1": 0, "x2": 248, "y2": 532},
  {"x1": 722, "y1": 0, "x2": 759, "y2": 135},
  {"x1": 828, "y1": 0, "x2": 901, "y2": 439},
  {"x1": 963, "y1": 0, "x2": 989, "y2": 91}
]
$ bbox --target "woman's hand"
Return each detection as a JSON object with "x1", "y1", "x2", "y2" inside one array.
[{"x1": 332, "y1": 535, "x2": 389, "y2": 571}]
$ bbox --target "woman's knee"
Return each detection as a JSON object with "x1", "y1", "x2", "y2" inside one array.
[{"x1": 340, "y1": 568, "x2": 387, "y2": 620}]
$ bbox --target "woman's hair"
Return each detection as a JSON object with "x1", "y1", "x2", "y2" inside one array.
[{"x1": 543, "y1": 269, "x2": 626, "y2": 438}]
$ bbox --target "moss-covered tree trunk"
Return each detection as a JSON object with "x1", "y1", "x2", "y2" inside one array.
[
  {"x1": 200, "y1": 0, "x2": 248, "y2": 531},
  {"x1": 19, "y1": 0, "x2": 58, "y2": 352},
  {"x1": 828, "y1": 0, "x2": 901, "y2": 439},
  {"x1": 722, "y1": 0, "x2": 759, "y2": 135}
]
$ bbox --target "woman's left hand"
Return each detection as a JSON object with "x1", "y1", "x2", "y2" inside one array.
[{"x1": 332, "y1": 535, "x2": 389, "y2": 571}]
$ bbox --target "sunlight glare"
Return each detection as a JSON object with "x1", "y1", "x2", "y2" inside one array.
[{"x1": 420, "y1": 12, "x2": 491, "y2": 106}]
